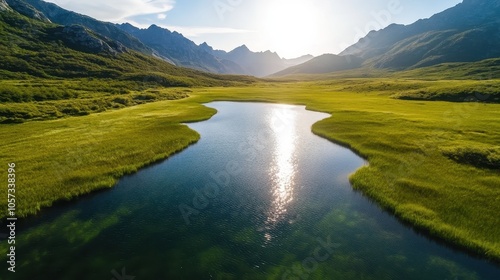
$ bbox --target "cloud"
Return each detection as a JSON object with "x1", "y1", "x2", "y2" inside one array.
[
  {"x1": 44, "y1": 0, "x2": 175, "y2": 22},
  {"x1": 125, "y1": 19, "x2": 253, "y2": 37},
  {"x1": 163, "y1": 26, "x2": 253, "y2": 37},
  {"x1": 157, "y1": 13, "x2": 167, "y2": 20}
]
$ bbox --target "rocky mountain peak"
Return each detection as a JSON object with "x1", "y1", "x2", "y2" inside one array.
[
  {"x1": 148, "y1": 24, "x2": 169, "y2": 32},
  {"x1": 236, "y1": 44, "x2": 249, "y2": 51},
  {"x1": 199, "y1": 42, "x2": 214, "y2": 52},
  {"x1": 6, "y1": 0, "x2": 50, "y2": 22}
]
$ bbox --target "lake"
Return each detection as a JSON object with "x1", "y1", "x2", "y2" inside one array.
[{"x1": 4, "y1": 102, "x2": 499, "y2": 279}]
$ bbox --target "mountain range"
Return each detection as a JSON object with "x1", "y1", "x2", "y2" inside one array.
[
  {"x1": 0, "y1": 0, "x2": 260, "y2": 89},
  {"x1": 12, "y1": 0, "x2": 309, "y2": 77},
  {"x1": 199, "y1": 43, "x2": 313, "y2": 77},
  {"x1": 115, "y1": 24, "x2": 313, "y2": 77},
  {"x1": 280, "y1": 0, "x2": 500, "y2": 76},
  {"x1": 2, "y1": 0, "x2": 500, "y2": 78}
]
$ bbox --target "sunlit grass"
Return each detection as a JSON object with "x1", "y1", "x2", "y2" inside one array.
[
  {"x1": 1, "y1": 78, "x2": 499, "y2": 262},
  {"x1": 0, "y1": 98, "x2": 216, "y2": 217}
]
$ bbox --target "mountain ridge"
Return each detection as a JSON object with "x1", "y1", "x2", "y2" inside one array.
[
  {"x1": 0, "y1": 2, "x2": 258, "y2": 86},
  {"x1": 275, "y1": 0, "x2": 500, "y2": 76},
  {"x1": 341, "y1": 0, "x2": 500, "y2": 68},
  {"x1": 6, "y1": 0, "x2": 499, "y2": 79},
  {"x1": 7, "y1": 0, "x2": 313, "y2": 77},
  {"x1": 202, "y1": 43, "x2": 314, "y2": 77},
  {"x1": 23, "y1": 0, "x2": 156, "y2": 56},
  {"x1": 116, "y1": 23, "x2": 240, "y2": 74}
]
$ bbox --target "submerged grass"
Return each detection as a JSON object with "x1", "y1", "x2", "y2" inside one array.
[{"x1": 0, "y1": 78, "x2": 499, "y2": 262}]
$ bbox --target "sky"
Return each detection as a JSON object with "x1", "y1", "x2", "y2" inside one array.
[{"x1": 45, "y1": 0, "x2": 463, "y2": 59}]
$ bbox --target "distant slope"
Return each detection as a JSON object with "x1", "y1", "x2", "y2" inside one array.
[
  {"x1": 341, "y1": 0, "x2": 500, "y2": 69},
  {"x1": 224, "y1": 45, "x2": 284, "y2": 77},
  {"x1": 270, "y1": 54, "x2": 363, "y2": 77},
  {"x1": 283, "y1": 55, "x2": 315, "y2": 68},
  {"x1": 369, "y1": 26, "x2": 500, "y2": 69}
]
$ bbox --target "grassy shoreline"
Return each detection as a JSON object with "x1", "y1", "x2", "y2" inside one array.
[{"x1": 1, "y1": 79, "x2": 499, "y2": 262}]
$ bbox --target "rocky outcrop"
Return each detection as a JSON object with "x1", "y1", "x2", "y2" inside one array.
[
  {"x1": 25, "y1": 0, "x2": 152, "y2": 55},
  {"x1": 57, "y1": 25, "x2": 126, "y2": 54},
  {"x1": 0, "y1": 0, "x2": 12, "y2": 12},
  {"x1": 118, "y1": 23, "x2": 239, "y2": 74},
  {"x1": 5, "y1": 0, "x2": 50, "y2": 22}
]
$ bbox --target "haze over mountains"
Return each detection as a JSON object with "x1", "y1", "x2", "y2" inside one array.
[
  {"x1": 117, "y1": 23, "x2": 313, "y2": 77},
  {"x1": 15, "y1": 0, "x2": 311, "y2": 77},
  {"x1": 278, "y1": 0, "x2": 500, "y2": 76},
  {"x1": 199, "y1": 43, "x2": 314, "y2": 77},
  {"x1": 0, "y1": 0, "x2": 309, "y2": 77},
  {"x1": 2, "y1": 0, "x2": 500, "y2": 78},
  {"x1": 342, "y1": 0, "x2": 500, "y2": 68}
]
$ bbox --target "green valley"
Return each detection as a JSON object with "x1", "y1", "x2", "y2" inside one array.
[
  {"x1": 1, "y1": 1, "x2": 499, "y2": 278},
  {"x1": 1, "y1": 79, "x2": 500, "y2": 262}
]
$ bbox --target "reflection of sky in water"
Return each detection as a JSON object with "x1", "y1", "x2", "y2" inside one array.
[{"x1": 265, "y1": 107, "x2": 298, "y2": 241}]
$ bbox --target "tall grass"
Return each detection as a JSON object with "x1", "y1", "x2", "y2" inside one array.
[
  {"x1": 1, "y1": 79, "x2": 499, "y2": 261},
  {"x1": 0, "y1": 80, "x2": 195, "y2": 122}
]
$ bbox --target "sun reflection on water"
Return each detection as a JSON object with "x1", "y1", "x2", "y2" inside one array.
[{"x1": 264, "y1": 106, "x2": 298, "y2": 241}]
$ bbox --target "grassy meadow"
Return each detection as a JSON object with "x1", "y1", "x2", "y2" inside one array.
[{"x1": 1, "y1": 78, "x2": 499, "y2": 263}]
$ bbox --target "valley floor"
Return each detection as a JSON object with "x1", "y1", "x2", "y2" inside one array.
[{"x1": 1, "y1": 79, "x2": 499, "y2": 261}]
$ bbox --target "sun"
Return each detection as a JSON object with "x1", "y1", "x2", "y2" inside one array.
[{"x1": 261, "y1": 0, "x2": 321, "y2": 58}]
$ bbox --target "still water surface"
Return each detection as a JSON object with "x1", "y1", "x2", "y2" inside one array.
[{"x1": 3, "y1": 102, "x2": 499, "y2": 279}]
